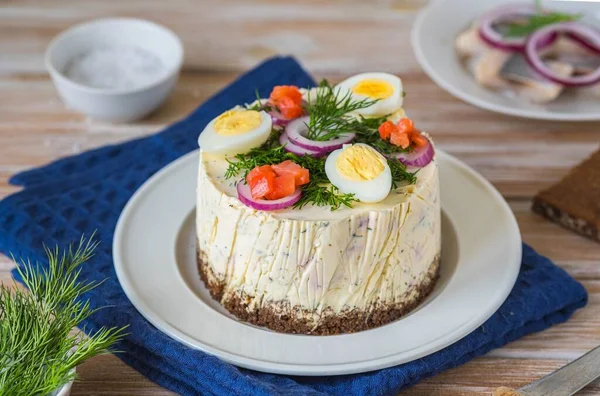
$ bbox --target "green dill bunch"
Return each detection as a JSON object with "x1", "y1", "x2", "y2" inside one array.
[{"x1": 0, "y1": 236, "x2": 127, "y2": 396}]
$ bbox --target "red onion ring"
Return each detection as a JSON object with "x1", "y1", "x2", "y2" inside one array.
[
  {"x1": 565, "y1": 31, "x2": 600, "y2": 55},
  {"x1": 269, "y1": 109, "x2": 294, "y2": 127},
  {"x1": 285, "y1": 116, "x2": 355, "y2": 153},
  {"x1": 279, "y1": 131, "x2": 325, "y2": 157},
  {"x1": 525, "y1": 22, "x2": 600, "y2": 87},
  {"x1": 237, "y1": 182, "x2": 301, "y2": 211},
  {"x1": 392, "y1": 138, "x2": 435, "y2": 168},
  {"x1": 478, "y1": 4, "x2": 537, "y2": 52}
]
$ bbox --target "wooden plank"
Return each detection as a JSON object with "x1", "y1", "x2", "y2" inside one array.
[
  {"x1": 0, "y1": 0, "x2": 428, "y2": 75},
  {"x1": 72, "y1": 354, "x2": 176, "y2": 396},
  {"x1": 69, "y1": 354, "x2": 600, "y2": 396},
  {"x1": 406, "y1": 358, "x2": 600, "y2": 396}
]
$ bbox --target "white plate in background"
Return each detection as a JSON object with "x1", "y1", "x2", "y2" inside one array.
[
  {"x1": 411, "y1": 0, "x2": 600, "y2": 121},
  {"x1": 113, "y1": 150, "x2": 521, "y2": 376}
]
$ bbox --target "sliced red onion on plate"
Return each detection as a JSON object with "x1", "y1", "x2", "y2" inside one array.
[
  {"x1": 279, "y1": 131, "x2": 325, "y2": 157},
  {"x1": 565, "y1": 31, "x2": 600, "y2": 55},
  {"x1": 392, "y1": 138, "x2": 435, "y2": 168},
  {"x1": 237, "y1": 182, "x2": 301, "y2": 211},
  {"x1": 285, "y1": 116, "x2": 355, "y2": 153},
  {"x1": 525, "y1": 22, "x2": 600, "y2": 86},
  {"x1": 478, "y1": 5, "x2": 539, "y2": 52}
]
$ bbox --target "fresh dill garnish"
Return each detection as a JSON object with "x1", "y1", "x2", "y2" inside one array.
[
  {"x1": 352, "y1": 115, "x2": 412, "y2": 155},
  {"x1": 304, "y1": 80, "x2": 378, "y2": 141},
  {"x1": 294, "y1": 183, "x2": 357, "y2": 210},
  {"x1": 0, "y1": 236, "x2": 127, "y2": 396},
  {"x1": 224, "y1": 78, "x2": 419, "y2": 210},
  {"x1": 225, "y1": 141, "x2": 358, "y2": 210},
  {"x1": 225, "y1": 131, "x2": 417, "y2": 210},
  {"x1": 504, "y1": 10, "x2": 580, "y2": 37},
  {"x1": 388, "y1": 157, "x2": 417, "y2": 189},
  {"x1": 224, "y1": 135, "x2": 286, "y2": 179},
  {"x1": 246, "y1": 89, "x2": 271, "y2": 111}
]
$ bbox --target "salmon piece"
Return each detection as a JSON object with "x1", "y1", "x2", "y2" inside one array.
[
  {"x1": 247, "y1": 165, "x2": 276, "y2": 200},
  {"x1": 396, "y1": 118, "x2": 414, "y2": 133},
  {"x1": 272, "y1": 160, "x2": 310, "y2": 186},
  {"x1": 270, "y1": 85, "x2": 303, "y2": 105},
  {"x1": 390, "y1": 129, "x2": 410, "y2": 148},
  {"x1": 265, "y1": 174, "x2": 296, "y2": 200},
  {"x1": 378, "y1": 121, "x2": 396, "y2": 140},
  {"x1": 270, "y1": 86, "x2": 304, "y2": 120},
  {"x1": 276, "y1": 96, "x2": 304, "y2": 120},
  {"x1": 410, "y1": 130, "x2": 428, "y2": 147}
]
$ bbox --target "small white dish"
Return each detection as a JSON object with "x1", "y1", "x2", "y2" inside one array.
[
  {"x1": 411, "y1": 0, "x2": 600, "y2": 121},
  {"x1": 50, "y1": 372, "x2": 74, "y2": 396},
  {"x1": 46, "y1": 18, "x2": 183, "y2": 122},
  {"x1": 113, "y1": 150, "x2": 522, "y2": 376}
]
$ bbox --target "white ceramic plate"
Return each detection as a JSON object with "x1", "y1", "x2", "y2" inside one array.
[
  {"x1": 411, "y1": 0, "x2": 600, "y2": 121},
  {"x1": 113, "y1": 150, "x2": 521, "y2": 376}
]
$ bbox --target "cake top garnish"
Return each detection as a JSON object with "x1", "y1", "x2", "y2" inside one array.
[{"x1": 198, "y1": 73, "x2": 435, "y2": 212}]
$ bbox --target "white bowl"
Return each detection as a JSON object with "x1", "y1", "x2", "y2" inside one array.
[
  {"x1": 46, "y1": 18, "x2": 183, "y2": 122},
  {"x1": 411, "y1": 0, "x2": 600, "y2": 121},
  {"x1": 53, "y1": 380, "x2": 72, "y2": 396},
  {"x1": 49, "y1": 370, "x2": 74, "y2": 396}
]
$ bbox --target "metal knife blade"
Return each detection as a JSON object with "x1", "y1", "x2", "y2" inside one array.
[{"x1": 518, "y1": 345, "x2": 600, "y2": 396}]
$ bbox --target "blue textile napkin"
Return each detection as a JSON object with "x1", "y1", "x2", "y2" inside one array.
[{"x1": 0, "y1": 56, "x2": 588, "y2": 396}]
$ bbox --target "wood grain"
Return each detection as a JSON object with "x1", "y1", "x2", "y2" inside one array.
[
  {"x1": 0, "y1": 0, "x2": 429, "y2": 75},
  {"x1": 2, "y1": 1, "x2": 600, "y2": 395}
]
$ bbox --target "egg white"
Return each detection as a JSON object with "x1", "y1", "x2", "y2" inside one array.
[
  {"x1": 325, "y1": 144, "x2": 392, "y2": 203},
  {"x1": 335, "y1": 72, "x2": 404, "y2": 117},
  {"x1": 198, "y1": 107, "x2": 272, "y2": 156}
]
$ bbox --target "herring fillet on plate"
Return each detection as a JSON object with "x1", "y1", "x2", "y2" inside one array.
[
  {"x1": 195, "y1": 74, "x2": 440, "y2": 335},
  {"x1": 455, "y1": 2, "x2": 600, "y2": 104}
]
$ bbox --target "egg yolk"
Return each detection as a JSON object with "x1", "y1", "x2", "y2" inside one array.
[
  {"x1": 352, "y1": 79, "x2": 394, "y2": 99},
  {"x1": 214, "y1": 110, "x2": 261, "y2": 136},
  {"x1": 336, "y1": 145, "x2": 385, "y2": 181}
]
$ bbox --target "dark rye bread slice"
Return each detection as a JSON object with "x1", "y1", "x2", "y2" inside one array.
[{"x1": 532, "y1": 149, "x2": 600, "y2": 241}]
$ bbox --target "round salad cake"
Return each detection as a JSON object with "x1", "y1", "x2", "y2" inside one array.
[{"x1": 196, "y1": 73, "x2": 441, "y2": 335}]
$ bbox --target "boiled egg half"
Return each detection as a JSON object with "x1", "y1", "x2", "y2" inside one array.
[
  {"x1": 198, "y1": 107, "x2": 272, "y2": 156},
  {"x1": 325, "y1": 143, "x2": 392, "y2": 203},
  {"x1": 335, "y1": 72, "x2": 404, "y2": 117}
]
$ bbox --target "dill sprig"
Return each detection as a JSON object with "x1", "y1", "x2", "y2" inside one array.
[
  {"x1": 225, "y1": 131, "x2": 417, "y2": 210},
  {"x1": 388, "y1": 157, "x2": 417, "y2": 189},
  {"x1": 224, "y1": 131, "x2": 284, "y2": 179},
  {"x1": 225, "y1": 141, "x2": 357, "y2": 210},
  {"x1": 294, "y1": 184, "x2": 356, "y2": 210},
  {"x1": 304, "y1": 80, "x2": 377, "y2": 141},
  {"x1": 0, "y1": 236, "x2": 127, "y2": 396},
  {"x1": 504, "y1": 2, "x2": 580, "y2": 38},
  {"x1": 245, "y1": 89, "x2": 272, "y2": 112}
]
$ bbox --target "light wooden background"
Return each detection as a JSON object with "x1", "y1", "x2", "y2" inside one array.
[{"x1": 1, "y1": 0, "x2": 600, "y2": 395}]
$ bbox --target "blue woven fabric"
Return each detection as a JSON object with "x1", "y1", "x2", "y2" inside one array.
[{"x1": 0, "y1": 56, "x2": 587, "y2": 396}]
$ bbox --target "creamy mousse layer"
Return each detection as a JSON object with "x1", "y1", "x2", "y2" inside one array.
[{"x1": 196, "y1": 148, "x2": 441, "y2": 333}]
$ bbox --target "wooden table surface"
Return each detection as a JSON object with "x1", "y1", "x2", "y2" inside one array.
[{"x1": 2, "y1": 0, "x2": 600, "y2": 395}]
